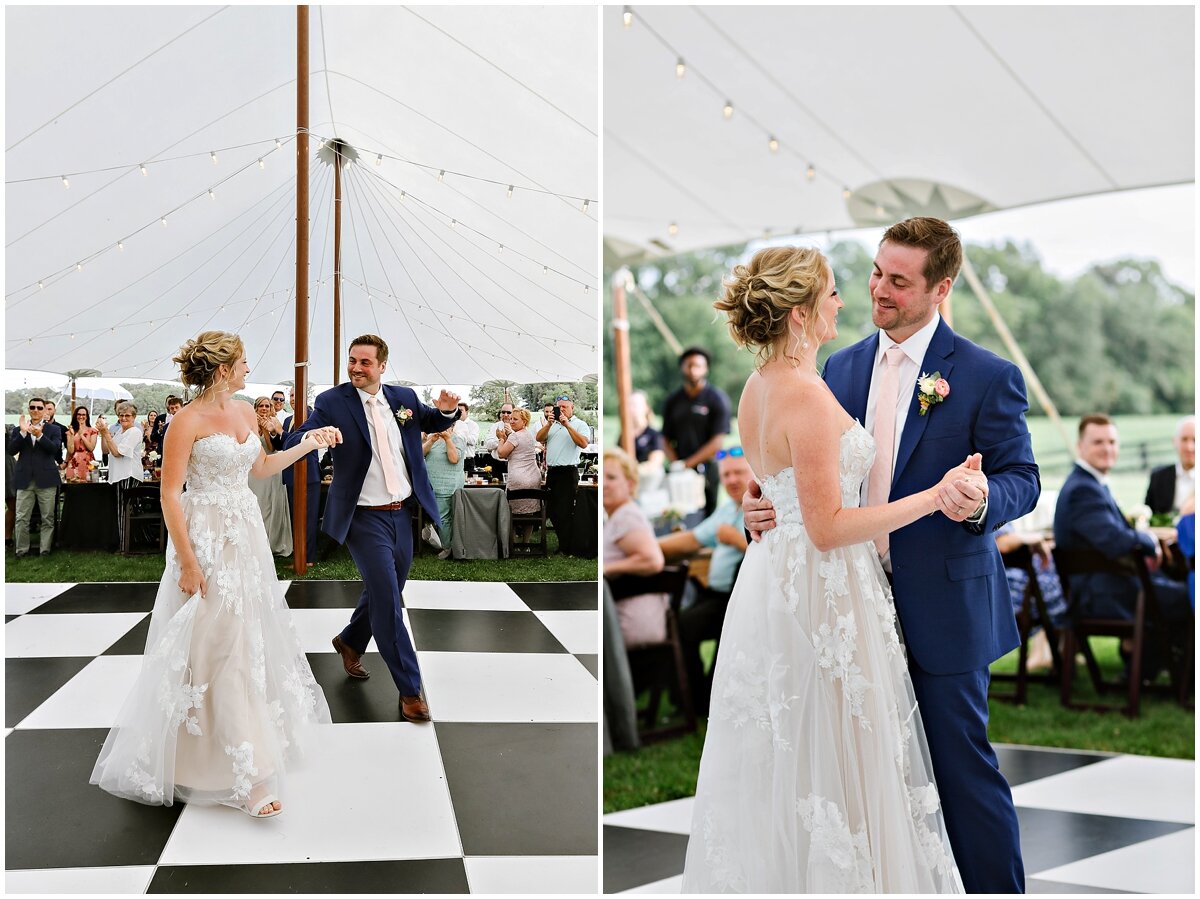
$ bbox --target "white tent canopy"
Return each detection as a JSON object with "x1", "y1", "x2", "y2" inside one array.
[
  {"x1": 603, "y1": 5, "x2": 1194, "y2": 263},
  {"x1": 6, "y1": 5, "x2": 598, "y2": 385}
]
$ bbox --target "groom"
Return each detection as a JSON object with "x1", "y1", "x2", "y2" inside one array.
[
  {"x1": 287, "y1": 334, "x2": 460, "y2": 721},
  {"x1": 744, "y1": 218, "x2": 1039, "y2": 893}
]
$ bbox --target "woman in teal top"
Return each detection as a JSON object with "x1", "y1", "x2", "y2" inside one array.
[{"x1": 422, "y1": 427, "x2": 467, "y2": 558}]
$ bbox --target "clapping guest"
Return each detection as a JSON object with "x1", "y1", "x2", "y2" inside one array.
[
  {"x1": 497, "y1": 408, "x2": 541, "y2": 541},
  {"x1": 423, "y1": 426, "x2": 467, "y2": 559},
  {"x1": 99, "y1": 404, "x2": 145, "y2": 485},
  {"x1": 66, "y1": 406, "x2": 99, "y2": 481},
  {"x1": 482, "y1": 402, "x2": 515, "y2": 477},
  {"x1": 42, "y1": 400, "x2": 67, "y2": 466},
  {"x1": 7, "y1": 398, "x2": 63, "y2": 557},
  {"x1": 453, "y1": 401, "x2": 480, "y2": 456},
  {"x1": 247, "y1": 397, "x2": 292, "y2": 555}
]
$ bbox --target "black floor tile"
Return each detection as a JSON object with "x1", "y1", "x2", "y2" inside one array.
[
  {"x1": 575, "y1": 653, "x2": 598, "y2": 679},
  {"x1": 102, "y1": 615, "x2": 152, "y2": 655},
  {"x1": 6, "y1": 615, "x2": 18, "y2": 623},
  {"x1": 28, "y1": 582, "x2": 158, "y2": 614},
  {"x1": 409, "y1": 609, "x2": 567, "y2": 653},
  {"x1": 508, "y1": 581, "x2": 597, "y2": 611},
  {"x1": 306, "y1": 652, "x2": 409, "y2": 724},
  {"x1": 603, "y1": 825, "x2": 690, "y2": 893},
  {"x1": 148, "y1": 858, "x2": 469, "y2": 893},
  {"x1": 5, "y1": 657, "x2": 91, "y2": 727},
  {"x1": 284, "y1": 580, "x2": 364, "y2": 609},
  {"x1": 6, "y1": 728, "x2": 183, "y2": 869},
  {"x1": 1016, "y1": 805, "x2": 1190, "y2": 873},
  {"x1": 996, "y1": 745, "x2": 1108, "y2": 787},
  {"x1": 438, "y1": 722, "x2": 597, "y2": 856},
  {"x1": 1027, "y1": 879, "x2": 1128, "y2": 893}
]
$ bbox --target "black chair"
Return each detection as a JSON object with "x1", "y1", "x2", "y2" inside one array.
[
  {"x1": 121, "y1": 485, "x2": 165, "y2": 554},
  {"x1": 507, "y1": 488, "x2": 549, "y2": 557},
  {"x1": 990, "y1": 545, "x2": 1061, "y2": 705},
  {"x1": 606, "y1": 562, "x2": 695, "y2": 743},
  {"x1": 1052, "y1": 547, "x2": 1186, "y2": 718}
]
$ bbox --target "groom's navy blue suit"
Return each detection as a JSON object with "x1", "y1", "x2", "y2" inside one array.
[
  {"x1": 287, "y1": 383, "x2": 455, "y2": 695},
  {"x1": 824, "y1": 317, "x2": 1040, "y2": 893}
]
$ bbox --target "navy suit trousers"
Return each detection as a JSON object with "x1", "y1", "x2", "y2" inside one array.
[{"x1": 341, "y1": 506, "x2": 421, "y2": 695}]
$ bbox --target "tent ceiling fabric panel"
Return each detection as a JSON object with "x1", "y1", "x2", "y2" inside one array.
[
  {"x1": 6, "y1": 6, "x2": 597, "y2": 385},
  {"x1": 603, "y1": 5, "x2": 1194, "y2": 262}
]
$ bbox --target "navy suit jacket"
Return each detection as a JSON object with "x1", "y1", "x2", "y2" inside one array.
[
  {"x1": 1054, "y1": 464, "x2": 1156, "y2": 617},
  {"x1": 7, "y1": 426, "x2": 64, "y2": 489},
  {"x1": 823, "y1": 318, "x2": 1041, "y2": 674},
  {"x1": 286, "y1": 383, "x2": 456, "y2": 544}
]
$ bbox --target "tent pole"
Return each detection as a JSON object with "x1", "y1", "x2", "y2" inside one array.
[
  {"x1": 611, "y1": 269, "x2": 635, "y2": 457},
  {"x1": 333, "y1": 144, "x2": 342, "y2": 385},
  {"x1": 958, "y1": 253, "x2": 1074, "y2": 455},
  {"x1": 293, "y1": 4, "x2": 310, "y2": 576}
]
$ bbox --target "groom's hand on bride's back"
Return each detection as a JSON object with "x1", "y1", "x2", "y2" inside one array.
[{"x1": 743, "y1": 480, "x2": 777, "y2": 542}]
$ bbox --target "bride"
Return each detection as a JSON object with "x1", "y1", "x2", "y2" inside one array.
[
  {"x1": 91, "y1": 331, "x2": 340, "y2": 818},
  {"x1": 681, "y1": 248, "x2": 968, "y2": 892}
]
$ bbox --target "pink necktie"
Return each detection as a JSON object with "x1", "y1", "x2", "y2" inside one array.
[
  {"x1": 868, "y1": 347, "x2": 906, "y2": 556},
  {"x1": 369, "y1": 396, "x2": 401, "y2": 497}
]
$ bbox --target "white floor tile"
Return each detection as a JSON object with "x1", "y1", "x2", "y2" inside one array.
[
  {"x1": 1031, "y1": 827, "x2": 1195, "y2": 894},
  {"x1": 624, "y1": 874, "x2": 685, "y2": 893},
  {"x1": 419, "y1": 651, "x2": 598, "y2": 722},
  {"x1": 6, "y1": 865, "x2": 156, "y2": 894},
  {"x1": 288, "y1": 608, "x2": 378, "y2": 653},
  {"x1": 4, "y1": 612, "x2": 146, "y2": 658},
  {"x1": 3, "y1": 583, "x2": 74, "y2": 615},
  {"x1": 159, "y1": 722, "x2": 461, "y2": 864},
  {"x1": 603, "y1": 796, "x2": 694, "y2": 835},
  {"x1": 1011, "y1": 755, "x2": 1194, "y2": 823},
  {"x1": 403, "y1": 581, "x2": 529, "y2": 611},
  {"x1": 15, "y1": 656, "x2": 143, "y2": 729},
  {"x1": 464, "y1": 856, "x2": 598, "y2": 893},
  {"x1": 532, "y1": 610, "x2": 598, "y2": 654}
]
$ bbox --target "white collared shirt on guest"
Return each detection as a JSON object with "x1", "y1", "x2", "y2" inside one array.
[
  {"x1": 108, "y1": 423, "x2": 146, "y2": 483},
  {"x1": 1175, "y1": 464, "x2": 1194, "y2": 514},
  {"x1": 355, "y1": 387, "x2": 412, "y2": 506},
  {"x1": 483, "y1": 420, "x2": 510, "y2": 459},
  {"x1": 454, "y1": 417, "x2": 480, "y2": 455}
]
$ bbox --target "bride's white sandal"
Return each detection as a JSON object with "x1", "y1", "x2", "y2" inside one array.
[{"x1": 241, "y1": 793, "x2": 282, "y2": 818}]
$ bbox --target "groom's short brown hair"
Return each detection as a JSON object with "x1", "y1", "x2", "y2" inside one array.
[
  {"x1": 348, "y1": 334, "x2": 389, "y2": 365},
  {"x1": 881, "y1": 217, "x2": 963, "y2": 289}
]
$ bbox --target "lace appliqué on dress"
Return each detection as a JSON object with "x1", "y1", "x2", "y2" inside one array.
[{"x1": 797, "y1": 793, "x2": 876, "y2": 891}]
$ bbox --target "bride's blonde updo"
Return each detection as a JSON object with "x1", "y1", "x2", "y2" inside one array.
[
  {"x1": 714, "y1": 246, "x2": 830, "y2": 367},
  {"x1": 173, "y1": 330, "x2": 244, "y2": 396}
]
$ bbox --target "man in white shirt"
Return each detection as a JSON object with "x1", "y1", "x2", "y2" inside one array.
[{"x1": 453, "y1": 401, "x2": 480, "y2": 456}]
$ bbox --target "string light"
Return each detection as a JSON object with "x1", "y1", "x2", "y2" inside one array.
[
  {"x1": 210, "y1": 151, "x2": 218, "y2": 165},
  {"x1": 399, "y1": 191, "x2": 406, "y2": 201},
  {"x1": 208, "y1": 188, "x2": 215, "y2": 200},
  {"x1": 498, "y1": 243, "x2": 504, "y2": 254},
  {"x1": 675, "y1": 57, "x2": 686, "y2": 79},
  {"x1": 61, "y1": 175, "x2": 69, "y2": 189},
  {"x1": 806, "y1": 164, "x2": 816, "y2": 181},
  {"x1": 668, "y1": 222, "x2": 679, "y2": 237},
  {"x1": 375, "y1": 153, "x2": 382, "y2": 166},
  {"x1": 139, "y1": 163, "x2": 148, "y2": 176},
  {"x1": 543, "y1": 265, "x2": 549, "y2": 275},
  {"x1": 723, "y1": 100, "x2": 734, "y2": 120},
  {"x1": 450, "y1": 218, "x2": 456, "y2": 228},
  {"x1": 875, "y1": 203, "x2": 886, "y2": 217},
  {"x1": 257, "y1": 158, "x2": 265, "y2": 169},
  {"x1": 76, "y1": 262, "x2": 82, "y2": 271},
  {"x1": 623, "y1": 6, "x2": 633, "y2": 28},
  {"x1": 584, "y1": 284, "x2": 590, "y2": 294},
  {"x1": 161, "y1": 216, "x2": 168, "y2": 227},
  {"x1": 438, "y1": 169, "x2": 445, "y2": 182},
  {"x1": 117, "y1": 240, "x2": 124, "y2": 250},
  {"x1": 581, "y1": 198, "x2": 590, "y2": 214},
  {"x1": 842, "y1": 187, "x2": 851, "y2": 199},
  {"x1": 275, "y1": 138, "x2": 282, "y2": 148},
  {"x1": 506, "y1": 184, "x2": 514, "y2": 199},
  {"x1": 768, "y1": 136, "x2": 779, "y2": 153},
  {"x1": 37, "y1": 281, "x2": 44, "y2": 289}
]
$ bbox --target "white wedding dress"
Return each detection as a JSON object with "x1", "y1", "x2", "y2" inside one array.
[
  {"x1": 91, "y1": 433, "x2": 331, "y2": 810},
  {"x1": 681, "y1": 423, "x2": 963, "y2": 893}
]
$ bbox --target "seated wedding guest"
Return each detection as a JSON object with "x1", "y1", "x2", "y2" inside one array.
[
  {"x1": 1054, "y1": 414, "x2": 1191, "y2": 678},
  {"x1": 482, "y1": 401, "x2": 515, "y2": 478},
  {"x1": 603, "y1": 447, "x2": 668, "y2": 648},
  {"x1": 994, "y1": 523, "x2": 1068, "y2": 672},
  {"x1": 247, "y1": 397, "x2": 292, "y2": 555},
  {"x1": 283, "y1": 386, "x2": 320, "y2": 562},
  {"x1": 656, "y1": 448, "x2": 751, "y2": 715},
  {"x1": 497, "y1": 408, "x2": 541, "y2": 542},
  {"x1": 7, "y1": 398, "x2": 63, "y2": 557},
  {"x1": 1146, "y1": 415, "x2": 1195, "y2": 516},
  {"x1": 423, "y1": 425, "x2": 467, "y2": 560},
  {"x1": 537, "y1": 394, "x2": 592, "y2": 555},
  {"x1": 620, "y1": 390, "x2": 667, "y2": 467},
  {"x1": 66, "y1": 405, "x2": 99, "y2": 481}
]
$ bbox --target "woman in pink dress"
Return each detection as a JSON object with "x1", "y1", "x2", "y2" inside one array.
[{"x1": 65, "y1": 405, "x2": 98, "y2": 481}]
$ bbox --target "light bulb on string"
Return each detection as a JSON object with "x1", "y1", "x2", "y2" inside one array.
[
  {"x1": 842, "y1": 187, "x2": 851, "y2": 199},
  {"x1": 37, "y1": 281, "x2": 44, "y2": 289},
  {"x1": 275, "y1": 138, "x2": 282, "y2": 148},
  {"x1": 506, "y1": 184, "x2": 514, "y2": 199},
  {"x1": 623, "y1": 6, "x2": 632, "y2": 28},
  {"x1": 676, "y1": 57, "x2": 686, "y2": 79},
  {"x1": 498, "y1": 244, "x2": 504, "y2": 254},
  {"x1": 208, "y1": 188, "x2": 215, "y2": 200},
  {"x1": 438, "y1": 169, "x2": 445, "y2": 182},
  {"x1": 543, "y1": 265, "x2": 549, "y2": 275},
  {"x1": 399, "y1": 191, "x2": 406, "y2": 201},
  {"x1": 450, "y1": 219, "x2": 457, "y2": 228},
  {"x1": 584, "y1": 284, "x2": 590, "y2": 294},
  {"x1": 723, "y1": 101, "x2": 734, "y2": 120},
  {"x1": 258, "y1": 159, "x2": 265, "y2": 169},
  {"x1": 806, "y1": 164, "x2": 816, "y2": 181},
  {"x1": 161, "y1": 216, "x2": 168, "y2": 227},
  {"x1": 117, "y1": 240, "x2": 124, "y2": 251},
  {"x1": 76, "y1": 262, "x2": 83, "y2": 271},
  {"x1": 668, "y1": 222, "x2": 679, "y2": 237},
  {"x1": 61, "y1": 176, "x2": 70, "y2": 189},
  {"x1": 581, "y1": 198, "x2": 591, "y2": 214},
  {"x1": 139, "y1": 164, "x2": 148, "y2": 176},
  {"x1": 768, "y1": 136, "x2": 779, "y2": 153},
  {"x1": 210, "y1": 151, "x2": 218, "y2": 165}
]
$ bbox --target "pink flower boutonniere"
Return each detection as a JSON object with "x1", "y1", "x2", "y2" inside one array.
[
  {"x1": 916, "y1": 372, "x2": 950, "y2": 416},
  {"x1": 394, "y1": 407, "x2": 414, "y2": 427}
]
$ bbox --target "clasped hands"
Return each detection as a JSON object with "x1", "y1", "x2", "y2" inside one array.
[{"x1": 301, "y1": 426, "x2": 342, "y2": 449}]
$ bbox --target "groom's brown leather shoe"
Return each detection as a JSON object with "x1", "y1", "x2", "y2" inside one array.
[
  {"x1": 332, "y1": 636, "x2": 369, "y2": 679},
  {"x1": 400, "y1": 694, "x2": 431, "y2": 723}
]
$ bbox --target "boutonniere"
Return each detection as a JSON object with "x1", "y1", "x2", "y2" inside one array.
[
  {"x1": 394, "y1": 407, "x2": 414, "y2": 427},
  {"x1": 916, "y1": 372, "x2": 950, "y2": 416}
]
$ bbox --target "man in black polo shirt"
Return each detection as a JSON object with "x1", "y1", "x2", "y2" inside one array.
[{"x1": 661, "y1": 346, "x2": 731, "y2": 516}]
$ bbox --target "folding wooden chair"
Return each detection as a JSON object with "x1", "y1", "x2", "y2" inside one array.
[{"x1": 990, "y1": 545, "x2": 1061, "y2": 705}]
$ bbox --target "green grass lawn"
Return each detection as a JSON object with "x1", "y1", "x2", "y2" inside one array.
[
  {"x1": 5, "y1": 529, "x2": 596, "y2": 584},
  {"x1": 604, "y1": 636, "x2": 1193, "y2": 813}
]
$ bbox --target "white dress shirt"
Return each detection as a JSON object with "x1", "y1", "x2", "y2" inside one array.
[
  {"x1": 1174, "y1": 464, "x2": 1195, "y2": 513},
  {"x1": 483, "y1": 420, "x2": 510, "y2": 460},
  {"x1": 356, "y1": 388, "x2": 412, "y2": 506},
  {"x1": 454, "y1": 417, "x2": 480, "y2": 456},
  {"x1": 108, "y1": 425, "x2": 146, "y2": 483}
]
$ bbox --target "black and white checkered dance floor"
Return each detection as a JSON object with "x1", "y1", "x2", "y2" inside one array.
[
  {"x1": 604, "y1": 744, "x2": 1194, "y2": 893},
  {"x1": 6, "y1": 580, "x2": 599, "y2": 894}
]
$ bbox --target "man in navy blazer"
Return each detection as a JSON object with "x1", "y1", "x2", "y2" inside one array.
[
  {"x1": 745, "y1": 218, "x2": 1040, "y2": 892},
  {"x1": 8, "y1": 397, "x2": 64, "y2": 556},
  {"x1": 286, "y1": 335, "x2": 459, "y2": 722},
  {"x1": 1054, "y1": 414, "x2": 1190, "y2": 636}
]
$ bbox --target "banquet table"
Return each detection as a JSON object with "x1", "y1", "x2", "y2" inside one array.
[
  {"x1": 574, "y1": 482, "x2": 599, "y2": 558},
  {"x1": 58, "y1": 482, "x2": 122, "y2": 550}
]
